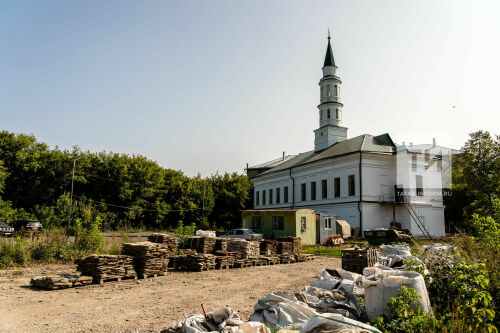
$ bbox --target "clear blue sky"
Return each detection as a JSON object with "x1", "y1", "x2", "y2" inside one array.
[{"x1": 1, "y1": 0, "x2": 499, "y2": 176}]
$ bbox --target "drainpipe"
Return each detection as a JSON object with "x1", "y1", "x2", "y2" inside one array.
[
  {"x1": 289, "y1": 167, "x2": 295, "y2": 210},
  {"x1": 357, "y1": 152, "x2": 363, "y2": 236}
]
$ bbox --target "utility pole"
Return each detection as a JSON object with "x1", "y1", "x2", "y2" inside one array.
[
  {"x1": 202, "y1": 179, "x2": 206, "y2": 224},
  {"x1": 67, "y1": 157, "x2": 81, "y2": 230}
]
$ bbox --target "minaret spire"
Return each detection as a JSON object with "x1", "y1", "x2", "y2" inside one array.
[{"x1": 323, "y1": 30, "x2": 335, "y2": 67}]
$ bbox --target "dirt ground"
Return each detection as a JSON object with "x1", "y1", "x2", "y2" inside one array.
[{"x1": 0, "y1": 257, "x2": 340, "y2": 333}]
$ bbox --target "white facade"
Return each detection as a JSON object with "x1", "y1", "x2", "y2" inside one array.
[{"x1": 247, "y1": 36, "x2": 446, "y2": 239}]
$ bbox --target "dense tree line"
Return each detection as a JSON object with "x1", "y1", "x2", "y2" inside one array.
[{"x1": 0, "y1": 131, "x2": 252, "y2": 230}]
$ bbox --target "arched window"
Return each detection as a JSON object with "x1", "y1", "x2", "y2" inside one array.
[
  {"x1": 327, "y1": 109, "x2": 330, "y2": 119},
  {"x1": 334, "y1": 85, "x2": 337, "y2": 96},
  {"x1": 320, "y1": 86, "x2": 324, "y2": 97},
  {"x1": 327, "y1": 85, "x2": 331, "y2": 97},
  {"x1": 336, "y1": 109, "x2": 339, "y2": 119}
]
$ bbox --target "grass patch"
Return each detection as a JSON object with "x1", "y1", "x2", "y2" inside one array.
[{"x1": 302, "y1": 245, "x2": 342, "y2": 257}]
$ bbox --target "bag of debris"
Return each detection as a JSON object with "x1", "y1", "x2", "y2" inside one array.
[
  {"x1": 296, "y1": 286, "x2": 363, "y2": 319},
  {"x1": 311, "y1": 269, "x2": 341, "y2": 290},
  {"x1": 196, "y1": 230, "x2": 216, "y2": 238},
  {"x1": 325, "y1": 269, "x2": 364, "y2": 297},
  {"x1": 250, "y1": 292, "x2": 319, "y2": 329},
  {"x1": 299, "y1": 314, "x2": 382, "y2": 333},
  {"x1": 238, "y1": 322, "x2": 271, "y2": 333},
  {"x1": 361, "y1": 270, "x2": 431, "y2": 321},
  {"x1": 166, "y1": 306, "x2": 258, "y2": 333},
  {"x1": 378, "y1": 243, "x2": 411, "y2": 256}
]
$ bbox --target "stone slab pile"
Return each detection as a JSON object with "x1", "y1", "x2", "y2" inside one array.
[
  {"x1": 227, "y1": 239, "x2": 260, "y2": 259},
  {"x1": 259, "y1": 240, "x2": 278, "y2": 256},
  {"x1": 188, "y1": 236, "x2": 216, "y2": 254},
  {"x1": 277, "y1": 237, "x2": 302, "y2": 254},
  {"x1": 215, "y1": 238, "x2": 228, "y2": 251},
  {"x1": 121, "y1": 241, "x2": 170, "y2": 277},
  {"x1": 183, "y1": 254, "x2": 216, "y2": 271},
  {"x1": 30, "y1": 274, "x2": 93, "y2": 290},
  {"x1": 213, "y1": 250, "x2": 241, "y2": 259},
  {"x1": 76, "y1": 254, "x2": 136, "y2": 283},
  {"x1": 215, "y1": 255, "x2": 235, "y2": 268},
  {"x1": 147, "y1": 233, "x2": 178, "y2": 252}
]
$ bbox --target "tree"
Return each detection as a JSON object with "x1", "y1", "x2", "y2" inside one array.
[{"x1": 462, "y1": 131, "x2": 500, "y2": 217}]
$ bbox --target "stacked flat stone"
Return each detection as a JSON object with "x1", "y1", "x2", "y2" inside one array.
[
  {"x1": 226, "y1": 239, "x2": 260, "y2": 259},
  {"x1": 121, "y1": 242, "x2": 170, "y2": 277},
  {"x1": 213, "y1": 250, "x2": 241, "y2": 259},
  {"x1": 277, "y1": 242, "x2": 293, "y2": 255},
  {"x1": 76, "y1": 254, "x2": 136, "y2": 282},
  {"x1": 147, "y1": 233, "x2": 178, "y2": 252},
  {"x1": 260, "y1": 240, "x2": 278, "y2": 255},
  {"x1": 277, "y1": 237, "x2": 302, "y2": 254},
  {"x1": 188, "y1": 236, "x2": 216, "y2": 254},
  {"x1": 215, "y1": 255, "x2": 235, "y2": 268},
  {"x1": 261, "y1": 256, "x2": 280, "y2": 265},
  {"x1": 183, "y1": 254, "x2": 216, "y2": 271},
  {"x1": 30, "y1": 274, "x2": 93, "y2": 290},
  {"x1": 214, "y1": 238, "x2": 228, "y2": 251}
]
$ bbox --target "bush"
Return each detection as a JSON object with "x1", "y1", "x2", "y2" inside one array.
[
  {"x1": 372, "y1": 286, "x2": 439, "y2": 333},
  {"x1": 74, "y1": 217, "x2": 104, "y2": 254},
  {"x1": 30, "y1": 229, "x2": 73, "y2": 261},
  {"x1": 173, "y1": 221, "x2": 196, "y2": 248}
]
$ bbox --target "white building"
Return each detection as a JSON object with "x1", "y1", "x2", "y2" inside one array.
[{"x1": 246, "y1": 34, "x2": 447, "y2": 238}]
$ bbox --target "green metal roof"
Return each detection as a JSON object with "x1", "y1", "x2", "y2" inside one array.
[
  {"x1": 323, "y1": 40, "x2": 335, "y2": 67},
  {"x1": 255, "y1": 133, "x2": 396, "y2": 177}
]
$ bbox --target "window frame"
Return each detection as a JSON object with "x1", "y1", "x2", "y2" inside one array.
[
  {"x1": 256, "y1": 191, "x2": 260, "y2": 206},
  {"x1": 263, "y1": 190, "x2": 266, "y2": 205},
  {"x1": 301, "y1": 183, "x2": 306, "y2": 201},
  {"x1": 416, "y1": 175, "x2": 423, "y2": 196},
  {"x1": 276, "y1": 188, "x2": 281, "y2": 204},
  {"x1": 284, "y1": 186, "x2": 289, "y2": 203},
  {"x1": 251, "y1": 216, "x2": 262, "y2": 230},
  {"x1": 348, "y1": 175, "x2": 355, "y2": 196},
  {"x1": 321, "y1": 179, "x2": 327, "y2": 199},
  {"x1": 272, "y1": 216, "x2": 285, "y2": 230},
  {"x1": 311, "y1": 181, "x2": 316, "y2": 200},
  {"x1": 334, "y1": 177, "x2": 340, "y2": 198},
  {"x1": 301, "y1": 216, "x2": 307, "y2": 232},
  {"x1": 269, "y1": 189, "x2": 273, "y2": 205}
]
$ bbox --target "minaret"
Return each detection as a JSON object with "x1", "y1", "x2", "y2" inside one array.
[{"x1": 314, "y1": 31, "x2": 348, "y2": 152}]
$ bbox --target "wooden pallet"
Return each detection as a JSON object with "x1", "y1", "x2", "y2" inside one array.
[
  {"x1": 94, "y1": 275, "x2": 137, "y2": 284},
  {"x1": 217, "y1": 264, "x2": 233, "y2": 270},
  {"x1": 138, "y1": 272, "x2": 166, "y2": 279}
]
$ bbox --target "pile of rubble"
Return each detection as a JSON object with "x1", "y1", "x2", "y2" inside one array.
[
  {"x1": 75, "y1": 254, "x2": 136, "y2": 283},
  {"x1": 227, "y1": 239, "x2": 260, "y2": 259},
  {"x1": 30, "y1": 274, "x2": 93, "y2": 290},
  {"x1": 147, "y1": 233, "x2": 178, "y2": 252},
  {"x1": 121, "y1": 241, "x2": 170, "y2": 277}
]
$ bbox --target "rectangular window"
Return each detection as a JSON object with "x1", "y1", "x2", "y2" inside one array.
[
  {"x1": 322, "y1": 180, "x2": 327, "y2": 199},
  {"x1": 269, "y1": 189, "x2": 273, "y2": 204},
  {"x1": 324, "y1": 217, "x2": 332, "y2": 229},
  {"x1": 348, "y1": 175, "x2": 355, "y2": 196},
  {"x1": 272, "y1": 216, "x2": 284, "y2": 230},
  {"x1": 334, "y1": 178, "x2": 340, "y2": 198},
  {"x1": 301, "y1": 216, "x2": 307, "y2": 232},
  {"x1": 412, "y1": 155, "x2": 417, "y2": 172},
  {"x1": 425, "y1": 153, "x2": 430, "y2": 170},
  {"x1": 251, "y1": 216, "x2": 262, "y2": 229},
  {"x1": 301, "y1": 183, "x2": 306, "y2": 201},
  {"x1": 311, "y1": 182, "x2": 316, "y2": 200},
  {"x1": 263, "y1": 190, "x2": 266, "y2": 205},
  {"x1": 284, "y1": 186, "x2": 289, "y2": 203},
  {"x1": 276, "y1": 188, "x2": 281, "y2": 204},
  {"x1": 256, "y1": 191, "x2": 260, "y2": 206},
  {"x1": 416, "y1": 175, "x2": 423, "y2": 196}
]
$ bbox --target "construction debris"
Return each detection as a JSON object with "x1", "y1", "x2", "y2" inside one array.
[
  {"x1": 30, "y1": 274, "x2": 93, "y2": 290},
  {"x1": 325, "y1": 234, "x2": 344, "y2": 246},
  {"x1": 75, "y1": 254, "x2": 136, "y2": 283},
  {"x1": 147, "y1": 233, "x2": 178, "y2": 252},
  {"x1": 341, "y1": 248, "x2": 377, "y2": 274},
  {"x1": 121, "y1": 242, "x2": 170, "y2": 277}
]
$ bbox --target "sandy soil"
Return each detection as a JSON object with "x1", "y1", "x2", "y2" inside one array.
[{"x1": 0, "y1": 257, "x2": 340, "y2": 333}]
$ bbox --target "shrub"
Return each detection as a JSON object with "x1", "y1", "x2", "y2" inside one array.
[
  {"x1": 173, "y1": 221, "x2": 196, "y2": 248},
  {"x1": 30, "y1": 229, "x2": 73, "y2": 262},
  {"x1": 74, "y1": 217, "x2": 104, "y2": 254}
]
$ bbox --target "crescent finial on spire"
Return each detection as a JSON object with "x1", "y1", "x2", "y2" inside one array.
[{"x1": 328, "y1": 28, "x2": 331, "y2": 40}]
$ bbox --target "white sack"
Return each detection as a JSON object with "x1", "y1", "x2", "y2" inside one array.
[
  {"x1": 300, "y1": 314, "x2": 382, "y2": 333},
  {"x1": 196, "y1": 230, "x2": 216, "y2": 237},
  {"x1": 238, "y1": 322, "x2": 271, "y2": 333},
  {"x1": 379, "y1": 243, "x2": 411, "y2": 256},
  {"x1": 250, "y1": 292, "x2": 319, "y2": 329},
  {"x1": 297, "y1": 286, "x2": 363, "y2": 319},
  {"x1": 168, "y1": 306, "x2": 245, "y2": 333},
  {"x1": 361, "y1": 271, "x2": 431, "y2": 321},
  {"x1": 311, "y1": 269, "x2": 341, "y2": 290}
]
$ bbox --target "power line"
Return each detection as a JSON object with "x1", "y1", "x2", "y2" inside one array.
[{"x1": 73, "y1": 195, "x2": 202, "y2": 213}]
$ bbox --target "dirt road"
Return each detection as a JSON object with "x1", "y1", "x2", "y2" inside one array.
[{"x1": 0, "y1": 257, "x2": 339, "y2": 333}]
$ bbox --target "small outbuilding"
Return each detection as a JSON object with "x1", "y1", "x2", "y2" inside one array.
[{"x1": 241, "y1": 209, "x2": 317, "y2": 245}]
